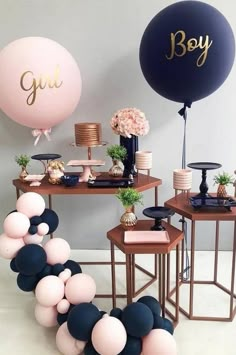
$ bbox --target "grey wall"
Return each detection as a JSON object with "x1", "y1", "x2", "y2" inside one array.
[{"x1": 0, "y1": 0, "x2": 235, "y2": 250}]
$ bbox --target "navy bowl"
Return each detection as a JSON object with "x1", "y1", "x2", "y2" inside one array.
[{"x1": 61, "y1": 175, "x2": 79, "y2": 187}]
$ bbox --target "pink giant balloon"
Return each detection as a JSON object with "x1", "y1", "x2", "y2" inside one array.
[
  {"x1": 44, "y1": 238, "x2": 71, "y2": 265},
  {"x1": 91, "y1": 316, "x2": 127, "y2": 355},
  {"x1": 34, "y1": 303, "x2": 58, "y2": 327},
  {"x1": 56, "y1": 322, "x2": 85, "y2": 355},
  {"x1": 35, "y1": 275, "x2": 65, "y2": 307},
  {"x1": 0, "y1": 233, "x2": 25, "y2": 259},
  {"x1": 16, "y1": 192, "x2": 45, "y2": 218},
  {"x1": 3, "y1": 212, "x2": 30, "y2": 238},
  {"x1": 142, "y1": 329, "x2": 177, "y2": 355},
  {"x1": 0, "y1": 37, "x2": 82, "y2": 129},
  {"x1": 65, "y1": 273, "x2": 96, "y2": 305}
]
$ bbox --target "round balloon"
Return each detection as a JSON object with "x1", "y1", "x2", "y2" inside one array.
[
  {"x1": 0, "y1": 37, "x2": 82, "y2": 129},
  {"x1": 3, "y1": 212, "x2": 30, "y2": 239},
  {"x1": 34, "y1": 303, "x2": 58, "y2": 327},
  {"x1": 91, "y1": 316, "x2": 127, "y2": 355},
  {"x1": 16, "y1": 192, "x2": 45, "y2": 218},
  {"x1": 142, "y1": 329, "x2": 177, "y2": 355},
  {"x1": 139, "y1": 1, "x2": 235, "y2": 103},
  {"x1": 56, "y1": 322, "x2": 82, "y2": 355},
  {"x1": 0, "y1": 233, "x2": 25, "y2": 259}
]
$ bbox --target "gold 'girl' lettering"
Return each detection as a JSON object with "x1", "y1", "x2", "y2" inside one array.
[
  {"x1": 20, "y1": 65, "x2": 63, "y2": 105},
  {"x1": 165, "y1": 30, "x2": 213, "y2": 67}
]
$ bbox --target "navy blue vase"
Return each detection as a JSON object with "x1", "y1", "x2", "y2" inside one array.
[{"x1": 120, "y1": 135, "x2": 139, "y2": 178}]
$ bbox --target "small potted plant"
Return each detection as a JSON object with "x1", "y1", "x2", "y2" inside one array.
[
  {"x1": 15, "y1": 154, "x2": 31, "y2": 181},
  {"x1": 213, "y1": 171, "x2": 234, "y2": 197},
  {"x1": 116, "y1": 187, "x2": 143, "y2": 229},
  {"x1": 107, "y1": 144, "x2": 127, "y2": 177}
]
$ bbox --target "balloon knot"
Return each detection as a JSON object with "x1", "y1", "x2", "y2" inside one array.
[
  {"x1": 178, "y1": 102, "x2": 192, "y2": 117},
  {"x1": 32, "y1": 128, "x2": 52, "y2": 146}
]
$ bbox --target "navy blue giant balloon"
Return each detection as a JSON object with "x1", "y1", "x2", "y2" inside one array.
[{"x1": 139, "y1": 1, "x2": 235, "y2": 104}]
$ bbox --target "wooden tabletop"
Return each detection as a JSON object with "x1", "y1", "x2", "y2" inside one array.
[
  {"x1": 107, "y1": 220, "x2": 183, "y2": 254},
  {"x1": 165, "y1": 193, "x2": 236, "y2": 221},
  {"x1": 12, "y1": 173, "x2": 162, "y2": 195}
]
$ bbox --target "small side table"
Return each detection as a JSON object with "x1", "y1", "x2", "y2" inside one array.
[{"x1": 107, "y1": 220, "x2": 183, "y2": 326}]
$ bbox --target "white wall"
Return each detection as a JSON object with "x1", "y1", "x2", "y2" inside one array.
[{"x1": 0, "y1": 0, "x2": 235, "y2": 250}]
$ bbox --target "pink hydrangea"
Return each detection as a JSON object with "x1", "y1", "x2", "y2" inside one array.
[{"x1": 110, "y1": 107, "x2": 149, "y2": 138}]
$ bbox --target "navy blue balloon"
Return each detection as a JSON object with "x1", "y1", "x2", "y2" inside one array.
[
  {"x1": 40, "y1": 208, "x2": 59, "y2": 234},
  {"x1": 15, "y1": 244, "x2": 47, "y2": 276},
  {"x1": 137, "y1": 295, "x2": 161, "y2": 316},
  {"x1": 152, "y1": 314, "x2": 165, "y2": 329},
  {"x1": 119, "y1": 335, "x2": 142, "y2": 355},
  {"x1": 30, "y1": 216, "x2": 42, "y2": 226},
  {"x1": 57, "y1": 304, "x2": 74, "y2": 326},
  {"x1": 140, "y1": 1, "x2": 235, "y2": 104},
  {"x1": 122, "y1": 303, "x2": 154, "y2": 338},
  {"x1": 163, "y1": 317, "x2": 174, "y2": 335},
  {"x1": 17, "y1": 273, "x2": 39, "y2": 292},
  {"x1": 64, "y1": 260, "x2": 82, "y2": 275},
  {"x1": 52, "y1": 263, "x2": 65, "y2": 276},
  {"x1": 37, "y1": 264, "x2": 52, "y2": 280},
  {"x1": 67, "y1": 303, "x2": 101, "y2": 341},
  {"x1": 10, "y1": 258, "x2": 19, "y2": 273},
  {"x1": 110, "y1": 307, "x2": 123, "y2": 320},
  {"x1": 84, "y1": 342, "x2": 99, "y2": 355},
  {"x1": 28, "y1": 225, "x2": 38, "y2": 235}
]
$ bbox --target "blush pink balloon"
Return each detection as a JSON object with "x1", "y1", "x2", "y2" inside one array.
[
  {"x1": 65, "y1": 273, "x2": 96, "y2": 305},
  {"x1": 59, "y1": 268, "x2": 72, "y2": 284},
  {"x1": 92, "y1": 316, "x2": 127, "y2": 355},
  {"x1": 142, "y1": 329, "x2": 177, "y2": 355},
  {"x1": 44, "y1": 238, "x2": 71, "y2": 265},
  {"x1": 0, "y1": 37, "x2": 82, "y2": 130},
  {"x1": 37, "y1": 222, "x2": 49, "y2": 236},
  {"x1": 0, "y1": 233, "x2": 25, "y2": 259},
  {"x1": 56, "y1": 322, "x2": 83, "y2": 355},
  {"x1": 16, "y1": 192, "x2": 45, "y2": 218},
  {"x1": 35, "y1": 275, "x2": 65, "y2": 307},
  {"x1": 34, "y1": 303, "x2": 58, "y2": 327},
  {"x1": 23, "y1": 233, "x2": 44, "y2": 245},
  {"x1": 3, "y1": 212, "x2": 30, "y2": 239},
  {"x1": 57, "y1": 299, "x2": 70, "y2": 314}
]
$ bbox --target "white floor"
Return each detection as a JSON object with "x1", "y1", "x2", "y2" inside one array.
[{"x1": 0, "y1": 250, "x2": 235, "y2": 355}]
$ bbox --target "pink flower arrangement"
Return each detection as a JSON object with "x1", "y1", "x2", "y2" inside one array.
[{"x1": 110, "y1": 107, "x2": 149, "y2": 138}]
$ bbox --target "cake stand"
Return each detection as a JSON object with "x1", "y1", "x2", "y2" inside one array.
[
  {"x1": 187, "y1": 162, "x2": 222, "y2": 198},
  {"x1": 142, "y1": 207, "x2": 175, "y2": 231},
  {"x1": 31, "y1": 154, "x2": 62, "y2": 174},
  {"x1": 24, "y1": 174, "x2": 45, "y2": 186},
  {"x1": 67, "y1": 160, "x2": 105, "y2": 182}
]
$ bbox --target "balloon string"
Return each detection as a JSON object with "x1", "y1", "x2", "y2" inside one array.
[
  {"x1": 32, "y1": 128, "x2": 52, "y2": 146},
  {"x1": 178, "y1": 102, "x2": 192, "y2": 281}
]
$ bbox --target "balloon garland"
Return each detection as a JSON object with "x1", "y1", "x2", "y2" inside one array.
[{"x1": 0, "y1": 192, "x2": 177, "y2": 355}]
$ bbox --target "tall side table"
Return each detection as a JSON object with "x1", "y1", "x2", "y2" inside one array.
[
  {"x1": 107, "y1": 220, "x2": 184, "y2": 326},
  {"x1": 165, "y1": 193, "x2": 236, "y2": 321}
]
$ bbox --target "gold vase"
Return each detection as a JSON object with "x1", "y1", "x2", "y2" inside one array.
[
  {"x1": 120, "y1": 206, "x2": 137, "y2": 230},
  {"x1": 217, "y1": 184, "x2": 227, "y2": 198},
  {"x1": 19, "y1": 167, "x2": 28, "y2": 182},
  {"x1": 108, "y1": 159, "x2": 123, "y2": 177}
]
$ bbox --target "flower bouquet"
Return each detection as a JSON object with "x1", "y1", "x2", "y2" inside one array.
[{"x1": 110, "y1": 107, "x2": 149, "y2": 138}]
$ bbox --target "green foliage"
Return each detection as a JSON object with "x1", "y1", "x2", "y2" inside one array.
[
  {"x1": 106, "y1": 145, "x2": 127, "y2": 161},
  {"x1": 116, "y1": 187, "x2": 143, "y2": 207},
  {"x1": 213, "y1": 171, "x2": 234, "y2": 186},
  {"x1": 15, "y1": 154, "x2": 30, "y2": 168}
]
